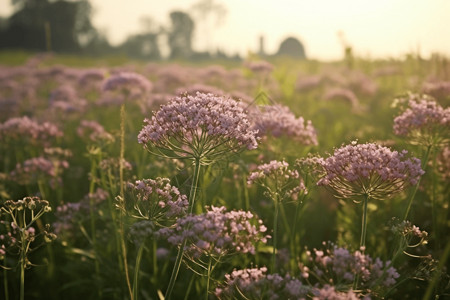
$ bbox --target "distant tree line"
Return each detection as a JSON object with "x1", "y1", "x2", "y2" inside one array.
[{"x1": 0, "y1": 0, "x2": 306, "y2": 60}]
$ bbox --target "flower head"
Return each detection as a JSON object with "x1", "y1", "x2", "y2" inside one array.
[
  {"x1": 138, "y1": 92, "x2": 258, "y2": 163},
  {"x1": 248, "y1": 160, "x2": 307, "y2": 201},
  {"x1": 250, "y1": 104, "x2": 318, "y2": 145},
  {"x1": 393, "y1": 93, "x2": 450, "y2": 146},
  {"x1": 157, "y1": 206, "x2": 269, "y2": 258},
  {"x1": 313, "y1": 142, "x2": 424, "y2": 200},
  {"x1": 126, "y1": 177, "x2": 188, "y2": 223}
]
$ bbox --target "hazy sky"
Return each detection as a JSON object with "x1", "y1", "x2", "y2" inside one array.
[{"x1": 1, "y1": 0, "x2": 449, "y2": 60}]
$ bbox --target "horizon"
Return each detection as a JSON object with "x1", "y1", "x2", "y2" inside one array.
[{"x1": 1, "y1": 0, "x2": 449, "y2": 60}]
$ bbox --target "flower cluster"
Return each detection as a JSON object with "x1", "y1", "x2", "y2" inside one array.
[
  {"x1": 304, "y1": 244, "x2": 399, "y2": 291},
  {"x1": 0, "y1": 116, "x2": 62, "y2": 146},
  {"x1": 9, "y1": 156, "x2": 69, "y2": 188},
  {"x1": 244, "y1": 60, "x2": 274, "y2": 74},
  {"x1": 138, "y1": 92, "x2": 258, "y2": 163},
  {"x1": 77, "y1": 120, "x2": 114, "y2": 144},
  {"x1": 437, "y1": 146, "x2": 450, "y2": 180},
  {"x1": 393, "y1": 94, "x2": 450, "y2": 145},
  {"x1": 313, "y1": 142, "x2": 424, "y2": 200},
  {"x1": 53, "y1": 188, "x2": 108, "y2": 238},
  {"x1": 158, "y1": 206, "x2": 269, "y2": 258},
  {"x1": 129, "y1": 220, "x2": 155, "y2": 246},
  {"x1": 323, "y1": 87, "x2": 360, "y2": 109},
  {"x1": 102, "y1": 72, "x2": 152, "y2": 95},
  {"x1": 391, "y1": 219, "x2": 428, "y2": 248},
  {"x1": 250, "y1": 104, "x2": 318, "y2": 145},
  {"x1": 126, "y1": 177, "x2": 188, "y2": 223},
  {"x1": 248, "y1": 160, "x2": 307, "y2": 201},
  {"x1": 215, "y1": 267, "x2": 310, "y2": 300}
]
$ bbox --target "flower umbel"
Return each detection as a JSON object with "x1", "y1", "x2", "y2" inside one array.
[
  {"x1": 313, "y1": 142, "x2": 424, "y2": 200},
  {"x1": 138, "y1": 92, "x2": 258, "y2": 164}
]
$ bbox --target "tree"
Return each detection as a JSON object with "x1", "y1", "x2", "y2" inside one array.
[{"x1": 168, "y1": 11, "x2": 194, "y2": 59}]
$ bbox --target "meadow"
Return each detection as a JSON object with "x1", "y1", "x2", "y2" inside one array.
[{"x1": 0, "y1": 51, "x2": 449, "y2": 299}]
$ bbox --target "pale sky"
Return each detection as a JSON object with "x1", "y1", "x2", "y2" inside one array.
[{"x1": 1, "y1": 0, "x2": 449, "y2": 60}]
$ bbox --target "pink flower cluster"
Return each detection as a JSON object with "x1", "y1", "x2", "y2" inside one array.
[
  {"x1": 138, "y1": 92, "x2": 259, "y2": 161},
  {"x1": 312, "y1": 285, "x2": 361, "y2": 300},
  {"x1": 393, "y1": 96, "x2": 450, "y2": 143},
  {"x1": 250, "y1": 104, "x2": 318, "y2": 145},
  {"x1": 77, "y1": 120, "x2": 114, "y2": 144},
  {"x1": 248, "y1": 160, "x2": 307, "y2": 200},
  {"x1": 0, "y1": 116, "x2": 62, "y2": 146},
  {"x1": 126, "y1": 177, "x2": 188, "y2": 221},
  {"x1": 9, "y1": 156, "x2": 69, "y2": 188},
  {"x1": 314, "y1": 142, "x2": 424, "y2": 200},
  {"x1": 157, "y1": 206, "x2": 269, "y2": 258},
  {"x1": 323, "y1": 87, "x2": 359, "y2": 109},
  {"x1": 102, "y1": 72, "x2": 152, "y2": 94},
  {"x1": 305, "y1": 244, "x2": 399, "y2": 289},
  {"x1": 245, "y1": 60, "x2": 274, "y2": 74},
  {"x1": 215, "y1": 267, "x2": 310, "y2": 300}
]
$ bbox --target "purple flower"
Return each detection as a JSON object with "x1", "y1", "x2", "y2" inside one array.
[
  {"x1": 250, "y1": 104, "x2": 318, "y2": 145},
  {"x1": 126, "y1": 177, "x2": 188, "y2": 222},
  {"x1": 393, "y1": 94, "x2": 449, "y2": 146},
  {"x1": 77, "y1": 120, "x2": 114, "y2": 144},
  {"x1": 215, "y1": 267, "x2": 310, "y2": 299},
  {"x1": 248, "y1": 160, "x2": 307, "y2": 201},
  {"x1": 313, "y1": 142, "x2": 424, "y2": 200},
  {"x1": 138, "y1": 92, "x2": 259, "y2": 163},
  {"x1": 102, "y1": 72, "x2": 152, "y2": 94},
  {"x1": 157, "y1": 206, "x2": 269, "y2": 258}
]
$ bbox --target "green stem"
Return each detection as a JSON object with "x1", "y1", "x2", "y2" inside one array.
[
  {"x1": 431, "y1": 149, "x2": 439, "y2": 251},
  {"x1": 403, "y1": 145, "x2": 431, "y2": 221},
  {"x1": 132, "y1": 242, "x2": 146, "y2": 300},
  {"x1": 119, "y1": 103, "x2": 133, "y2": 299},
  {"x1": 165, "y1": 158, "x2": 202, "y2": 300},
  {"x1": 20, "y1": 236, "x2": 26, "y2": 300},
  {"x1": 205, "y1": 256, "x2": 212, "y2": 300},
  {"x1": 360, "y1": 194, "x2": 369, "y2": 250},
  {"x1": 272, "y1": 196, "x2": 279, "y2": 273},
  {"x1": 422, "y1": 241, "x2": 450, "y2": 300},
  {"x1": 354, "y1": 194, "x2": 369, "y2": 290},
  {"x1": 3, "y1": 266, "x2": 8, "y2": 300}
]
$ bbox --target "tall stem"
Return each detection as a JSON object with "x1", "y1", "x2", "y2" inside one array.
[
  {"x1": 19, "y1": 237, "x2": 26, "y2": 300},
  {"x1": 165, "y1": 158, "x2": 202, "y2": 300},
  {"x1": 403, "y1": 145, "x2": 431, "y2": 220},
  {"x1": 271, "y1": 195, "x2": 279, "y2": 273},
  {"x1": 119, "y1": 103, "x2": 133, "y2": 299},
  {"x1": 205, "y1": 256, "x2": 212, "y2": 300},
  {"x1": 132, "y1": 242, "x2": 146, "y2": 300},
  {"x1": 3, "y1": 266, "x2": 8, "y2": 300},
  {"x1": 360, "y1": 194, "x2": 369, "y2": 250}
]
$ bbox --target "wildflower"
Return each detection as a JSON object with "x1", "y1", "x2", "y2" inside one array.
[
  {"x1": 157, "y1": 206, "x2": 269, "y2": 259},
  {"x1": 393, "y1": 94, "x2": 450, "y2": 146},
  {"x1": 313, "y1": 142, "x2": 424, "y2": 200},
  {"x1": 323, "y1": 87, "x2": 359, "y2": 109},
  {"x1": 295, "y1": 74, "x2": 323, "y2": 92},
  {"x1": 125, "y1": 177, "x2": 188, "y2": 223},
  {"x1": 102, "y1": 72, "x2": 152, "y2": 95},
  {"x1": 215, "y1": 267, "x2": 309, "y2": 299},
  {"x1": 244, "y1": 60, "x2": 274, "y2": 74},
  {"x1": 248, "y1": 160, "x2": 307, "y2": 201},
  {"x1": 0, "y1": 116, "x2": 62, "y2": 147},
  {"x1": 138, "y1": 92, "x2": 258, "y2": 163},
  {"x1": 77, "y1": 120, "x2": 114, "y2": 144},
  {"x1": 305, "y1": 243, "x2": 399, "y2": 292},
  {"x1": 250, "y1": 104, "x2": 318, "y2": 145},
  {"x1": 129, "y1": 220, "x2": 155, "y2": 246},
  {"x1": 9, "y1": 156, "x2": 69, "y2": 188}
]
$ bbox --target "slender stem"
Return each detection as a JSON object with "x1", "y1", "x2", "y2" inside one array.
[
  {"x1": 3, "y1": 266, "x2": 8, "y2": 300},
  {"x1": 403, "y1": 145, "x2": 431, "y2": 220},
  {"x1": 20, "y1": 235, "x2": 26, "y2": 300},
  {"x1": 88, "y1": 158, "x2": 102, "y2": 298},
  {"x1": 132, "y1": 242, "x2": 146, "y2": 300},
  {"x1": 165, "y1": 158, "x2": 202, "y2": 300},
  {"x1": 422, "y1": 241, "x2": 450, "y2": 300},
  {"x1": 119, "y1": 103, "x2": 133, "y2": 299},
  {"x1": 360, "y1": 194, "x2": 369, "y2": 250},
  {"x1": 271, "y1": 196, "x2": 279, "y2": 273},
  {"x1": 431, "y1": 149, "x2": 439, "y2": 251},
  {"x1": 205, "y1": 256, "x2": 212, "y2": 300},
  {"x1": 354, "y1": 194, "x2": 369, "y2": 290}
]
